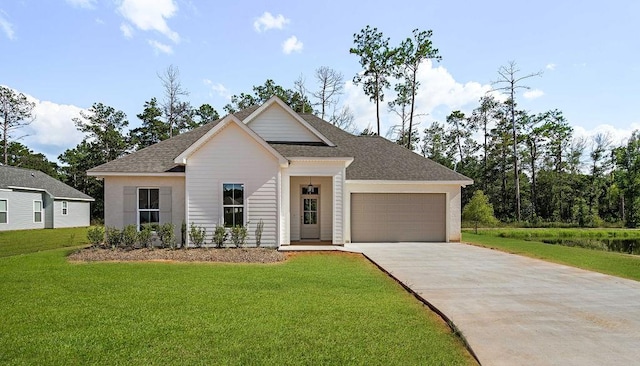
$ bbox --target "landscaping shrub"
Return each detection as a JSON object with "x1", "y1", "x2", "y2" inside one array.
[
  {"x1": 189, "y1": 222, "x2": 206, "y2": 248},
  {"x1": 255, "y1": 219, "x2": 264, "y2": 247},
  {"x1": 105, "y1": 227, "x2": 122, "y2": 250},
  {"x1": 156, "y1": 223, "x2": 176, "y2": 249},
  {"x1": 121, "y1": 225, "x2": 139, "y2": 249},
  {"x1": 181, "y1": 221, "x2": 187, "y2": 248},
  {"x1": 213, "y1": 224, "x2": 227, "y2": 248},
  {"x1": 138, "y1": 225, "x2": 153, "y2": 249},
  {"x1": 230, "y1": 224, "x2": 248, "y2": 248},
  {"x1": 87, "y1": 226, "x2": 105, "y2": 247}
]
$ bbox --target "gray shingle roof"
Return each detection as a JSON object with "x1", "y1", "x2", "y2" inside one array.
[
  {"x1": 0, "y1": 165, "x2": 94, "y2": 200},
  {"x1": 88, "y1": 105, "x2": 472, "y2": 183}
]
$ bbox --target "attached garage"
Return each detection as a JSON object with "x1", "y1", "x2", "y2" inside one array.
[{"x1": 350, "y1": 193, "x2": 446, "y2": 242}]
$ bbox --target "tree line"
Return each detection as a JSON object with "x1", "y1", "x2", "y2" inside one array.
[{"x1": 2, "y1": 26, "x2": 639, "y2": 228}]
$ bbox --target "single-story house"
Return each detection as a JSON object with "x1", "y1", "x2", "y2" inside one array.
[
  {"x1": 88, "y1": 97, "x2": 472, "y2": 247},
  {"x1": 0, "y1": 165, "x2": 94, "y2": 231}
]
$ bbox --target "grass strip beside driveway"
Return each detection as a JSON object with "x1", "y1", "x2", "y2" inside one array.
[
  {"x1": 0, "y1": 250, "x2": 474, "y2": 365},
  {"x1": 463, "y1": 232, "x2": 640, "y2": 281}
]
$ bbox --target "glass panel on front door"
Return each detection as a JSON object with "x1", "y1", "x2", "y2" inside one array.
[{"x1": 303, "y1": 198, "x2": 318, "y2": 224}]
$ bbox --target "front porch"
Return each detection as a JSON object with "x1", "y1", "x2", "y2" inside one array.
[{"x1": 279, "y1": 158, "x2": 349, "y2": 246}]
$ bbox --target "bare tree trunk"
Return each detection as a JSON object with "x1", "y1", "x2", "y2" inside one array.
[
  {"x1": 510, "y1": 88, "x2": 521, "y2": 221},
  {"x1": 407, "y1": 71, "x2": 417, "y2": 149}
]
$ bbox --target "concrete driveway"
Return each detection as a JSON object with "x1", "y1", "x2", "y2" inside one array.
[{"x1": 345, "y1": 242, "x2": 640, "y2": 366}]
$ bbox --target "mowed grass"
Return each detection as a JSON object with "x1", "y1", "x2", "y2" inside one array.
[
  {"x1": 463, "y1": 231, "x2": 640, "y2": 281},
  {"x1": 0, "y1": 249, "x2": 475, "y2": 365},
  {"x1": 0, "y1": 227, "x2": 89, "y2": 257}
]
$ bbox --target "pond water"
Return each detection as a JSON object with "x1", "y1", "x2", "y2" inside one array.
[{"x1": 541, "y1": 238, "x2": 640, "y2": 255}]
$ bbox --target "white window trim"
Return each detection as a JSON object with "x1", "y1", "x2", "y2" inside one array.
[
  {"x1": 0, "y1": 199, "x2": 7, "y2": 224},
  {"x1": 33, "y1": 200, "x2": 42, "y2": 223},
  {"x1": 222, "y1": 183, "x2": 246, "y2": 227},
  {"x1": 61, "y1": 201, "x2": 68, "y2": 216},
  {"x1": 137, "y1": 187, "x2": 160, "y2": 229}
]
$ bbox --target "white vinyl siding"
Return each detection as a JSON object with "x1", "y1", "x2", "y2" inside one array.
[
  {"x1": 0, "y1": 191, "x2": 46, "y2": 230},
  {"x1": 186, "y1": 122, "x2": 279, "y2": 247},
  {"x1": 53, "y1": 200, "x2": 91, "y2": 228},
  {"x1": 246, "y1": 103, "x2": 321, "y2": 143},
  {"x1": 0, "y1": 199, "x2": 7, "y2": 224}
]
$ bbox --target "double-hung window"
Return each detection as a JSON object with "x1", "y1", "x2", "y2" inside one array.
[
  {"x1": 61, "y1": 201, "x2": 68, "y2": 215},
  {"x1": 34, "y1": 201, "x2": 42, "y2": 223},
  {"x1": 223, "y1": 183, "x2": 244, "y2": 227},
  {"x1": 138, "y1": 188, "x2": 159, "y2": 229},
  {"x1": 0, "y1": 200, "x2": 7, "y2": 224}
]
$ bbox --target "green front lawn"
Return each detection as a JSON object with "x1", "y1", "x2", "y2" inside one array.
[
  {"x1": 463, "y1": 231, "x2": 640, "y2": 281},
  {"x1": 0, "y1": 227, "x2": 89, "y2": 257},
  {"x1": 0, "y1": 249, "x2": 474, "y2": 365}
]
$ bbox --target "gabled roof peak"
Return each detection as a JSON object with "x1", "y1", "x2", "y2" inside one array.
[{"x1": 242, "y1": 97, "x2": 335, "y2": 147}]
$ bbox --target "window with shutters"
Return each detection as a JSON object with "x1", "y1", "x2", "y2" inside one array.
[{"x1": 138, "y1": 188, "x2": 159, "y2": 229}]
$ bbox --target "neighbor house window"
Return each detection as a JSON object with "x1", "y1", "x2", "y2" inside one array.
[
  {"x1": 0, "y1": 200, "x2": 7, "y2": 224},
  {"x1": 223, "y1": 183, "x2": 244, "y2": 227},
  {"x1": 34, "y1": 201, "x2": 42, "y2": 223},
  {"x1": 61, "y1": 201, "x2": 68, "y2": 215},
  {"x1": 138, "y1": 188, "x2": 159, "y2": 229}
]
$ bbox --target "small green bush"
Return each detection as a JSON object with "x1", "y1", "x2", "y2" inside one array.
[
  {"x1": 181, "y1": 221, "x2": 187, "y2": 249},
  {"x1": 156, "y1": 223, "x2": 176, "y2": 249},
  {"x1": 138, "y1": 225, "x2": 153, "y2": 249},
  {"x1": 212, "y1": 224, "x2": 228, "y2": 248},
  {"x1": 87, "y1": 226, "x2": 104, "y2": 247},
  {"x1": 255, "y1": 219, "x2": 264, "y2": 248},
  {"x1": 189, "y1": 222, "x2": 206, "y2": 248},
  {"x1": 105, "y1": 227, "x2": 122, "y2": 250},
  {"x1": 121, "y1": 225, "x2": 139, "y2": 249},
  {"x1": 230, "y1": 224, "x2": 248, "y2": 248}
]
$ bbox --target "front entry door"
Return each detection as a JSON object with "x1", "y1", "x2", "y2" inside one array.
[{"x1": 300, "y1": 186, "x2": 320, "y2": 239}]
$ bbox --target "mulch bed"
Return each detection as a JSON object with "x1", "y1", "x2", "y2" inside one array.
[{"x1": 68, "y1": 247, "x2": 287, "y2": 263}]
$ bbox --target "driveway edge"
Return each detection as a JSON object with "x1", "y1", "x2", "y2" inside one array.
[{"x1": 360, "y1": 252, "x2": 482, "y2": 365}]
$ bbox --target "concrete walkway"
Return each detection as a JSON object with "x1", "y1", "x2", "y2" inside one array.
[{"x1": 346, "y1": 242, "x2": 640, "y2": 366}]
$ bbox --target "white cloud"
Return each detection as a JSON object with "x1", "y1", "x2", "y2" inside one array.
[
  {"x1": 573, "y1": 123, "x2": 640, "y2": 148},
  {"x1": 118, "y1": 0, "x2": 180, "y2": 43},
  {"x1": 65, "y1": 0, "x2": 97, "y2": 9},
  {"x1": 523, "y1": 89, "x2": 544, "y2": 100},
  {"x1": 120, "y1": 23, "x2": 134, "y2": 38},
  {"x1": 0, "y1": 11, "x2": 15, "y2": 40},
  {"x1": 148, "y1": 40, "x2": 173, "y2": 54},
  {"x1": 344, "y1": 60, "x2": 492, "y2": 136},
  {"x1": 282, "y1": 35, "x2": 303, "y2": 54},
  {"x1": 546, "y1": 63, "x2": 556, "y2": 71},
  {"x1": 14, "y1": 93, "x2": 87, "y2": 160},
  {"x1": 253, "y1": 12, "x2": 289, "y2": 32},
  {"x1": 203, "y1": 79, "x2": 231, "y2": 99}
]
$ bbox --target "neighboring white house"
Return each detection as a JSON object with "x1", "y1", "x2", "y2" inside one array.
[
  {"x1": 88, "y1": 97, "x2": 472, "y2": 247},
  {"x1": 0, "y1": 166, "x2": 94, "y2": 231}
]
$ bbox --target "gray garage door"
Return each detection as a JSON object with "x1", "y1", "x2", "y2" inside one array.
[{"x1": 351, "y1": 193, "x2": 446, "y2": 242}]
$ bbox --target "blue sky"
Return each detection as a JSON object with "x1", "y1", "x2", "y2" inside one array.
[{"x1": 1, "y1": 0, "x2": 639, "y2": 161}]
